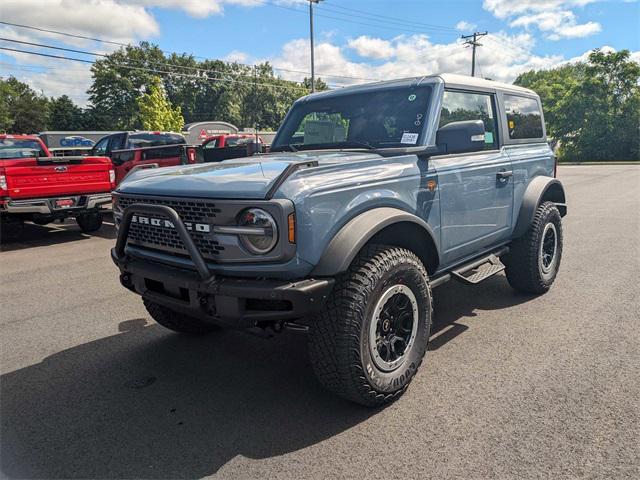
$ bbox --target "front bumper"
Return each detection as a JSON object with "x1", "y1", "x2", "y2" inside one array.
[
  {"x1": 112, "y1": 203, "x2": 334, "y2": 327},
  {"x1": 1, "y1": 193, "x2": 112, "y2": 215}
]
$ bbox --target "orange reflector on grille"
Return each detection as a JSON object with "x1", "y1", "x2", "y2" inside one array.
[{"x1": 288, "y1": 213, "x2": 296, "y2": 243}]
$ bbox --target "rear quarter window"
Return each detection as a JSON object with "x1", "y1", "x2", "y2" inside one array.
[{"x1": 504, "y1": 95, "x2": 544, "y2": 140}]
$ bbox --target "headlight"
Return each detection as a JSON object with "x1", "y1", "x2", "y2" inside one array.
[
  {"x1": 112, "y1": 195, "x2": 122, "y2": 214},
  {"x1": 237, "y1": 208, "x2": 278, "y2": 254}
]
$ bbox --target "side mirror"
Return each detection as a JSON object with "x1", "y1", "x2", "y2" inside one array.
[{"x1": 436, "y1": 120, "x2": 486, "y2": 155}]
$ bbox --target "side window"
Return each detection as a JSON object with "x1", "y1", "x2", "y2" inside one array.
[
  {"x1": 110, "y1": 133, "x2": 127, "y2": 151},
  {"x1": 93, "y1": 136, "x2": 110, "y2": 156},
  {"x1": 504, "y1": 95, "x2": 544, "y2": 140},
  {"x1": 439, "y1": 90, "x2": 498, "y2": 150}
]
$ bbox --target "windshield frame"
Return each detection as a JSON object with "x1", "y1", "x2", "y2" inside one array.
[{"x1": 271, "y1": 84, "x2": 433, "y2": 153}]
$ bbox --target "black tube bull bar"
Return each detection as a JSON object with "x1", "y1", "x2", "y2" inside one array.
[{"x1": 114, "y1": 204, "x2": 214, "y2": 282}]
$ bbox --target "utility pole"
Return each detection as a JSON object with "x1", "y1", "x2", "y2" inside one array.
[
  {"x1": 309, "y1": 0, "x2": 322, "y2": 93},
  {"x1": 461, "y1": 31, "x2": 488, "y2": 77}
]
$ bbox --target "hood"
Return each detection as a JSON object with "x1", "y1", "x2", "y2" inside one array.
[{"x1": 116, "y1": 151, "x2": 381, "y2": 199}]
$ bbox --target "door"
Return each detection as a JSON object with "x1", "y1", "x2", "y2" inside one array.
[{"x1": 430, "y1": 90, "x2": 513, "y2": 265}]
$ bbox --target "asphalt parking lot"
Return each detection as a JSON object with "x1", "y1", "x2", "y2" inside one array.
[{"x1": 1, "y1": 165, "x2": 639, "y2": 480}]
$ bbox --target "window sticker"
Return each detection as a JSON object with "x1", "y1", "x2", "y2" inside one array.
[
  {"x1": 484, "y1": 132, "x2": 494, "y2": 144},
  {"x1": 401, "y1": 132, "x2": 419, "y2": 144}
]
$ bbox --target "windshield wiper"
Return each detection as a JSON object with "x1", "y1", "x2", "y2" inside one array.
[
  {"x1": 335, "y1": 141, "x2": 376, "y2": 150},
  {"x1": 273, "y1": 141, "x2": 378, "y2": 152},
  {"x1": 271, "y1": 144, "x2": 298, "y2": 152}
]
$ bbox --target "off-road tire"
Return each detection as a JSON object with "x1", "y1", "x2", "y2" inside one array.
[
  {"x1": 76, "y1": 211, "x2": 103, "y2": 233},
  {"x1": 0, "y1": 216, "x2": 24, "y2": 244},
  {"x1": 504, "y1": 201, "x2": 563, "y2": 294},
  {"x1": 144, "y1": 299, "x2": 220, "y2": 334},
  {"x1": 309, "y1": 245, "x2": 432, "y2": 407}
]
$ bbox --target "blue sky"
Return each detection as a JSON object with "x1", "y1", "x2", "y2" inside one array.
[
  {"x1": 1, "y1": 0, "x2": 639, "y2": 103},
  {"x1": 154, "y1": 0, "x2": 638, "y2": 60}
]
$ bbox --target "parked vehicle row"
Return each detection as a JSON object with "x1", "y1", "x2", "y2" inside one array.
[
  {"x1": 0, "y1": 131, "x2": 200, "y2": 241},
  {"x1": 0, "y1": 129, "x2": 269, "y2": 241}
]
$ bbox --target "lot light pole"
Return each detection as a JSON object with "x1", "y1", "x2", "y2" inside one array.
[{"x1": 309, "y1": 0, "x2": 323, "y2": 93}]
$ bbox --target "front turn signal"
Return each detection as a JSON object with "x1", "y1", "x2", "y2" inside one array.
[{"x1": 288, "y1": 213, "x2": 296, "y2": 243}]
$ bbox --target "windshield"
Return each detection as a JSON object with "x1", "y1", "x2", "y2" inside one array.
[
  {"x1": 226, "y1": 136, "x2": 258, "y2": 147},
  {"x1": 0, "y1": 139, "x2": 45, "y2": 159},
  {"x1": 126, "y1": 133, "x2": 185, "y2": 149},
  {"x1": 272, "y1": 85, "x2": 432, "y2": 151}
]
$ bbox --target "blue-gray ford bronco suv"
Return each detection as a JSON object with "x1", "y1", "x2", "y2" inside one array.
[{"x1": 112, "y1": 74, "x2": 567, "y2": 406}]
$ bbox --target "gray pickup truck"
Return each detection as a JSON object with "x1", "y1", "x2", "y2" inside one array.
[{"x1": 111, "y1": 73, "x2": 566, "y2": 406}]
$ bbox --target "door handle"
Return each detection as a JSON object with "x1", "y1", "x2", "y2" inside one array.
[{"x1": 497, "y1": 170, "x2": 513, "y2": 180}]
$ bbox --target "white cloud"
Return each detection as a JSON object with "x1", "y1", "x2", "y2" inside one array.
[
  {"x1": 455, "y1": 21, "x2": 478, "y2": 32},
  {"x1": 483, "y1": 0, "x2": 602, "y2": 40},
  {"x1": 347, "y1": 36, "x2": 396, "y2": 60},
  {"x1": 482, "y1": 0, "x2": 598, "y2": 19},
  {"x1": 510, "y1": 10, "x2": 601, "y2": 39},
  {"x1": 1, "y1": 1, "x2": 159, "y2": 44},
  {"x1": 223, "y1": 50, "x2": 249, "y2": 63},
  {"x1": 128, "y1": 0, "x2": 264, "y2": 18},
  {"x1": 247, "y1": 34, "x2": 639, "y2": 90},
  {"x1": 258, "y1": 33, "x2": 569, "y2": 86},
  {"x1": 0, "y1": 0, "x2": 270, "y2": 104}
]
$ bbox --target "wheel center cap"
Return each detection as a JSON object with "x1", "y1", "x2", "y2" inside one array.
[{"x1": 382, "y1": 319, "x2": 391, "y2": 333}]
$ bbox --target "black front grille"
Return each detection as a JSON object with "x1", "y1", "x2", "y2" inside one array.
[{"x1": 118, "y1": 196, "x2": 225, "y2": 259}]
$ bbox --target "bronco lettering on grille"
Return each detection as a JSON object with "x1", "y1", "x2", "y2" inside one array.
[{"x1": 131, "y1": 215, "x2": 211, "y2": 233}]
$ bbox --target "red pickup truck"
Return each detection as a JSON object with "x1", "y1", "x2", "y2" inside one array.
[
  {"x1": 201, "y1": 134, "x2": 264, "y2": 163},
  {"x1": 0, "y1": 134, "x2": 115, "y2": 241},
  {"x1": 91, "y1": 131, "x2": 197, "y2": 185}
]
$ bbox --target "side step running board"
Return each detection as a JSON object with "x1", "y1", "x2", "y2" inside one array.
[{"x1": 450, "y1": 249, "x2": 508, "y2": 285}]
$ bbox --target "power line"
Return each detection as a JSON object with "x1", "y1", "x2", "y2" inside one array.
[
  {"x1": 257, "y1": 0, "x2": 459, "y2": 37},
  {"x1": 0, "y1": 20, "x2": 377, "y2": 82},
  {"x1": 317, "y1": 2, "x2": 460, "y2": 33},
  {"x1": 0, "y1": 46, "x2": 316, "y2": 91},
  {"x1": 0, "y1": 36, "x2": 374, "y2": 88}
]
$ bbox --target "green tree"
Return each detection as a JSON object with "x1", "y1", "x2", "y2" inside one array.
[
  {"x1": 0, "y1": 77, "x2": 50, "y2": 133},
  {"x1": 515, "y1": 49, "x2": 640, "y2": 161},
  {"x1": 48, "y1": 95, "x2": 85, "y2": 130},
  {"x1": 0, "y1": 80, "x2": 13, "y2": 133},
  {"x1": 136, "y1": 76, "x2": 184, "y2": 131},
  {"x1": 87, "y1": 43, "x2": 313, "y2": 132},
  {"x1": 302, "y1": 76, "x2": 329, "y2": 92},
  {"x1": 88, "y1": 42, "x2": 168, "y2": 129}
]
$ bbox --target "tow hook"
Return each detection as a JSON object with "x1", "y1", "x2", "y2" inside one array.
[
  {"x1": 120, "y1": 273, "x2": 135, "y2": 292},
  {"x1": 199, "y1": 296, "x2": 217, "y2": 316}
]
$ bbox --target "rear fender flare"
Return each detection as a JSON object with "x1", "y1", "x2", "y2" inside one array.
[
  {"x1": 311, "y1": 207, "x2": 440, "y2": 276},
  {"x1": 513, "y1": 176, "x2": 567, "y2": 238}
]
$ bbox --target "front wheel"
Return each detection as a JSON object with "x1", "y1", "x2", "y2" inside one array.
[
  {"x1": 76, "y1": 211, "x2": 103, "y2": 233},
  {"x1": 504, "y1": 201, "x2": 563, "y2": 294},
  {"x1": 309, "y1": 245, "x2": 432, "y2": 407}
]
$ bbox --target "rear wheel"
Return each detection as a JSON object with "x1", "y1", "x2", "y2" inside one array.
[
  {"x1": 76, "y1": 211, "x2": 103, "y2": 233},
  {"x1": 504, "y1": 201, "x2": 563, "y2": 294},
  {"x1": 309, "y1": 245, "x2": 432, "y2": 407},
  {"x1": 144, "y1": 299, "x2": 220, "y2": 335},
  {"x1": 0, "y1": 215, "x2": 25, "y2": 244}
]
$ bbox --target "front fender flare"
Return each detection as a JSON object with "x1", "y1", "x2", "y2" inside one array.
[
  {"x1": 311, "y1": 207, "x2": 439, "y2": 276},
  {"x1": 513, "y1": 176, "x2": 567, "y2": 238}
]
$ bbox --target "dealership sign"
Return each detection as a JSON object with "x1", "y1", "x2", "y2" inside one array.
[{"x1": 60, "y1": 136, "x2": 95, "y2": 147}]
